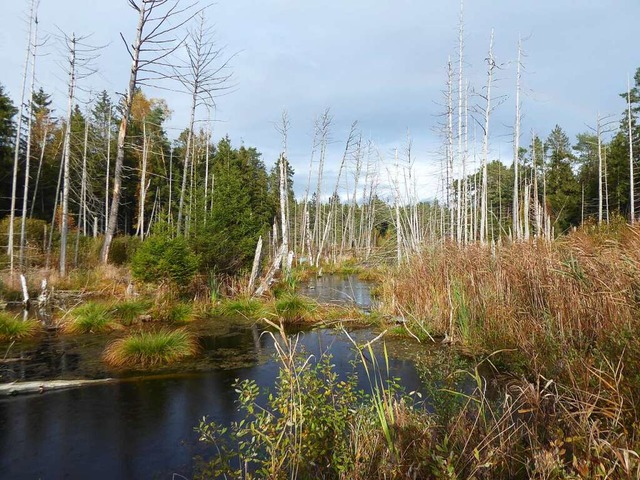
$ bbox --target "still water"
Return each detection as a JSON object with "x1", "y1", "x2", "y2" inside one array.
[{"x1": 0, "y1": 276, "x2": 432, "y2": 479}]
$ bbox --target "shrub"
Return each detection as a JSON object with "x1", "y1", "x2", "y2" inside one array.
[
  {"x1": 103, "y1": 329, "x2": 198, "y2": 368},
  {"x1": 0, "y1": 313, "x2": 40, "y2": 341},
  {"x1": 108, "y1": 236, "x2": 142, "y2": 265},
  {"x1": 131, "y1": 233, "x2": 198, "y2": 286},
  {"x1": 63, "y1": 302, "x2": 120, "y2": 334}
]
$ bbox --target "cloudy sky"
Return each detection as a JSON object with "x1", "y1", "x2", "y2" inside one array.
[{"x1": 1, "y1": 0, "x2": 638, "y2": 199}]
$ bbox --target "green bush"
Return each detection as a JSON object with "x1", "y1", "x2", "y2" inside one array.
[
  {"x1": 131, "y1": 233, "x2": 199, "y2": 286},
  {"x1": 108, "y1": 236, "x2": 142, "y2": 265}
]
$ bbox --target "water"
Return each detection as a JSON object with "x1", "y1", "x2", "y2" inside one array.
[{"x1": 0, "y1": 276, "x2": 442, "y2": 479}]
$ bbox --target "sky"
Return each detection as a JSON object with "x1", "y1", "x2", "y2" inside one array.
[{"x1": 0, "y1": 0, "x2": 638, "y2": 200}]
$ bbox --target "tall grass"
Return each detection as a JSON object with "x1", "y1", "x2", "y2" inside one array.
[
  {"x1": 213, "y1": 297, "x2": 269, "y2": 319},
  {"x1": 274, "y1": 293, "x2": 318, "y2": 323},
  {"x1": 63, "y1": 302, "x2": 121, "y2": 334},
  {"x1": 0, "y1": 312, "x2": 40, "y2": 341},
  {"x1": 111, "y1": 299, "x2": 151, "y2": 325},
  {"x1": 103, "y1": 328, "x2": 198, "y2": 368},
  {"x1": 381, "y1": 226, "x2": 640, "y2": 378}
]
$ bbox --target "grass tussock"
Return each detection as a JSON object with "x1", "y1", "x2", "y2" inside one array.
[
  {"x1": 63, "y1": 301, "x2": 121, "y2": 334},
  {"x1": 111, "y1": 299, "x2": 151, "y2": 325},
  {"x1": 274, "y1": 292, "x2": 318, "y2": 323},
  {"x1": 103, "y1": 328, "x2": 198, "y2": 368},
  {"x1": 213, "y1": 297, "x2": 269, "y2": 320},
  {"x1": 0, "y1": 312, "x2": 40, "y2": 341}
]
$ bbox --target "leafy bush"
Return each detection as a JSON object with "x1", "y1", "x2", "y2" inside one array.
[
  {"x1": 108, "y1": 236, "x2": 141, "y2": 265},
  {"x1": 131, "y1": 233, "x2": 198, "y2": 286}
]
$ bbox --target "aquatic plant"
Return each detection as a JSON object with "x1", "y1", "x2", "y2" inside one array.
[
  {"x1": 0, "y1": 312, "x2": 40, "y2": 341},
  {"x1": 213, "y1": 297, "x2": 269, "y2": 319},
  {"x1": 103, "y1": 328, "x2": 198, "y2": 368},
  {"x1": 63, "y1": 302, "x2": 120, "y2": 334},
  {"x1": 274, "y1": 292, "x2": 318, "y2": 323},
  {"x1": 111, "y1": 299, "x2": 151, "y2": 325}
]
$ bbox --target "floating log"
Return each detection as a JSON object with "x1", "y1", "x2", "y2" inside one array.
[{"x1": 0, "y1": 378, "x2": 115, "y2": 397}]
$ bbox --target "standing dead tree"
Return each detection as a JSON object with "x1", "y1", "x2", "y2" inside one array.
[
  {"x1": 174, "y1": 10, "x2": 234, "y2": 233},
  {"x1": 7, "y1": 0, "x2": 37, "y2": 276},
  {"x1": 58, "y1": 32, "x2": 100, "y2": 276},
  {"x1": 101, "y1": 0, "x2": 199, "y2": 263}
]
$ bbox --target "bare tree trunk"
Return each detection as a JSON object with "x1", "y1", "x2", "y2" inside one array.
[
  {"x1": 19, "y1": 12, "x2": 40, "y2": 270},
  {"x1": 480, "y1": 30, "x2": 494, "y2": 245},
  {"x1": 30, "y1": 123, "x2": 48, "y2": 218},
  {"x1": 177, "y1": 92, "x2": 197, "y2": 233},
  {"x1": 8, "y1": 0, "x2": 36, "y2": 275},
  {"x1": 102, "y1": 0, "x2": 197, "y2": 262},
  {"x1": 60, "y1": 34, "x2": 77, "y2": 277},
  {"x1": 105, "y1": 109, "x2": 111, "y2": 233},
  {"x1": 597, "y1": 113, "x2": 603, "y2": 225},
  {"x1": 629, "y1": 77, "x2": 635, "y2": 224},
  {"x1": 136, "y1": 120, "x2": 149, "y2": 238},
  {"x1": 512, "y1": 37, "x2": 522, "y2": 240}
]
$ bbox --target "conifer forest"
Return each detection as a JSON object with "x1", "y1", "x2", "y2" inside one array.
[{"x1": 1, "y1": 1, "x2": 639, "y2": 479}]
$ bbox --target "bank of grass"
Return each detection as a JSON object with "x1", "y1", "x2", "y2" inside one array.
[
  {"x1": 103, "y1": 328, "x2": 198, "y2": 368},
  {"x1": 63, "y1": 301, "x2": 121, "y2": 334},
  {"x1": 375, "y1": 223, "x2": 640, "y2": 476},
  {"x1": 0, "y1": 312, "x2": 40, "y2": 341},
  {"x1": 380, "y1": 225, "x2": 640, "y2": 375}
]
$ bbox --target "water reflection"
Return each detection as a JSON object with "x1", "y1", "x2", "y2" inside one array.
[{"x1": 299, "y1": 274, "x2": 373, "y2": 308}]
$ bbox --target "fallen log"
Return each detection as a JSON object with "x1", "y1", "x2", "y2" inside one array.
[{"x1": 0, "y1": 378, "x2": 115, "y2": 397}]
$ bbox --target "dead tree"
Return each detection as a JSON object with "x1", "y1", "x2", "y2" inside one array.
[
  {"x1": 7, "y1": 0, "x2": 36, "y2": 275},
  {"x1": 58, "y1": 32, "x2": 99, "y2": 276},
  {"x1": 101, "y1": 0, "x2": 198, "y2": 263},
  {"x1": 175, "y1": 10, "x2": 233, "y2": 234},
  {"x1": 479, "y1": 30, "x2": 495, "y2": 244},
  {"x1": 19, "y1": 8, "x2": 42, "y2": 269}
]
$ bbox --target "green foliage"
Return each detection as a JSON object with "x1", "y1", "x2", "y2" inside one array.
[
  {"x1": 191, "y1": 137, "x2": 273, "y2": 274},
  {"x1": 108, "y1": 236, "x2": 141, "y2": 266},
  {"x1": 63, "y1": 302, "x2": 120, "y2": 334},
  {"x1": 214, "y1": 297, "x2": 269, "y2": 319},
  {"x1": 103, "y1": 328, "x2": 198, "y2": 368},
  {"x1": 132, "y1": 230, "x2": 198, "y2": 286},
  {"x1": 0, "y1": 313, "x2": 40, "y2": 341},
  {"x1": 275, "y1": 293, "x2": 318, "y2": 323},
  {"x1": 112, "y1": 299, "x2": 151, "y2": 326},
  {"x1": 195, "y1": 354, "x2": 363, "y2": 479}
]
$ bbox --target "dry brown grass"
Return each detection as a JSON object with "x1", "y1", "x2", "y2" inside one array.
[{"x1": 382, "y1": 226, "x2": 640, "y2": 369}]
